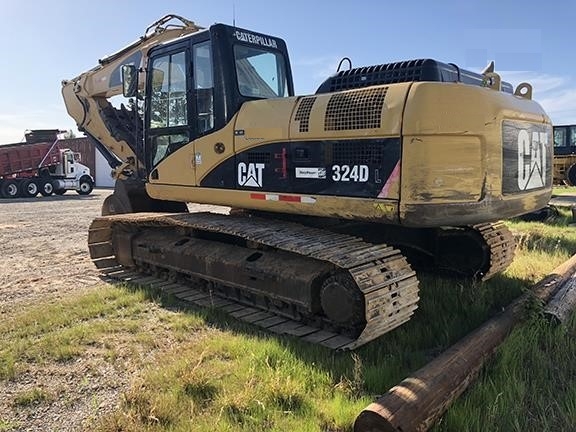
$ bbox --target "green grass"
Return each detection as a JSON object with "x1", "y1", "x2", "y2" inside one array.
[
  {"x1": 436, "y1": 314, "x2": 576, "y2": 431},
  {"x1": 507, "y1": 208, "x2": 575, "y2": 280},
  {"x1": 94, "y1": 209, "x2": 575, "y2": 431},
  {"x1": 13, "y1": 387, "x2": 52, "y2": 407},
  {"x1": 0, "y1": 420, "x2": 19, "y2": 432},
  {"x1": 432, "y1": 210, "x2": 576, "y2": 432},
  {"x1": 552, "y1": 186, "x2": 576, "y2": 196},
  {"x1": 98, "y1": 332, "x2": 372, "y2": 432},
  {"x1": 3, "y1": 210, "x2": 576, "y2": 431},
  {"x1": 0, "y1": 287, "x2": 205, "y2": 381}
]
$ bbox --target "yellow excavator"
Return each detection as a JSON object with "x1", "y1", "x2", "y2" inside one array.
[
  {"x1": 552, "y1": 124, "x2": 576, "y2": 185},
  {"x1": 62, "y1": 15, "x2": 553, "y2": 350}
]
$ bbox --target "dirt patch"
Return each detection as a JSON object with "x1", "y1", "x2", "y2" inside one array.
[
  {"x1": 0, "y1": 192, "x2": 108, "y2": 314},
  {"x1": 0, "y1": 190, "x2": 227, "y2": 431}
]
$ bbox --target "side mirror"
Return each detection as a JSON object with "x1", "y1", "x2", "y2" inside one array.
[{"x1": 121, "y1": 65, "x2": 138, "y2": 98}]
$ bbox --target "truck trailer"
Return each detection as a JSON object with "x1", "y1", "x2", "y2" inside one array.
[{"x1": 0, "y1": 129, "x2": 94, "y2": 198}]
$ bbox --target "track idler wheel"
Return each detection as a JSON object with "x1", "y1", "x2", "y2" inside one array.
[
  {"x1": 320, "y1": 273, "x2": 365, "y2": 332},
  {"x1": 102, "y1": 193, "x2": 130, "y2": 215}
]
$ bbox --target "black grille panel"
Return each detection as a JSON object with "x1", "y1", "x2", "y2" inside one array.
[
  {"x1": 325, "y1": 88, "x2": 387, "y2": 131},
  {"x1": 316, "y1": 58, "x2": 513, "y2": 94},
  {"x1": 247, "y1": 152, "x2": 271, "y2": 164},
  {"x1": 294, "y1": 97, "x2": 316, "y2": 133},
  {"x1": 330, "y1": 141, "x2": 387, "y2": 165},
  {"x1": 327, "y1": 61, "x2": 423, "y2": 92}
]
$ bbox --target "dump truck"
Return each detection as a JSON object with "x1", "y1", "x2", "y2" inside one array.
[
  {"x1": 552, "y1": 124, "x2": 576, "y2": 185},
  {"x1": 0, "y1": 129, "x2": 94, "y2": 198},
  {"x1": 61, "y1": 15, "x2": 553, "y2": 349}
]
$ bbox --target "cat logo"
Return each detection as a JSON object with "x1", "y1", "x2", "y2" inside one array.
[
  {"x1": 502, "y1": 121, "x2": 551, "y2": 194},
  {"x1": 517, "y1": 130, "x2": 548, "y2": 190},
  {"x1": 238, "y1": 162, "x2": 264, "y2": 188}
]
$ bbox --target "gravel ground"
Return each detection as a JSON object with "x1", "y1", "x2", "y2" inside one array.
[
  {"x1": 0, "y1": 189, "x2": 226, "y2": 431},
  {"x1": 0, "y1": 190, "x2": 109, "y2": 315},
  {"x1": 2, "y1": 188, "x2": 574, "y2": 431},
  {"x1": 0, "y1": 189, "x2": 115, "y2": 431}
]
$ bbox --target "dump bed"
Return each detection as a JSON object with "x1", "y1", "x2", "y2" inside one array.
[{"x1": 0, "y1": 141, "x2": 61, "y2": 177}]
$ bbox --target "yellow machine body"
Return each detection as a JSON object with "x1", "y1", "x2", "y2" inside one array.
[{"x1": 147, "y1": 82, "x2": 552, "y2": 227}]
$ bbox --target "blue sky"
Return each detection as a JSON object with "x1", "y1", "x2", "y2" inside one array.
[{"x1": 1, "y1": 0, "x2": 575, "y2": 143}]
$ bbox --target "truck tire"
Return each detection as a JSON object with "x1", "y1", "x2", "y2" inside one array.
[
  {"x1": 22, "y1": 179, "x2": 39, "y2": 197},
  {"x1": 1, "y1": 180, "x2": 20, "y2": 198},
  {"x1": 40, "y1": 179, "x2": 54, "y2": 196},
  {"x1": 77, "y1": 176, "x2": 94, "y2": 195},
  {"x1": 567, "y1": 163, "x2": 576, "y2": 186}
]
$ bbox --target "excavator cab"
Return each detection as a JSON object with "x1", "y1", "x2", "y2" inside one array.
[{"x1": 122, "y1": 24, "x2": 294, "y2": 175}]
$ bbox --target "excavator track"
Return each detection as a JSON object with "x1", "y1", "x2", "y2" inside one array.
[
  {"x1": 302, "y1": 218, "x2": 517, "y2": 281},
  {"x1": 88, "y1": 212, "x2": 420, "y2": 350},
  {"x1": 472, "y1": 221, "x2": 516, "y2": 281},
  {"x1": 252, "y1": 212, "x2": 518, "y2": 281}
]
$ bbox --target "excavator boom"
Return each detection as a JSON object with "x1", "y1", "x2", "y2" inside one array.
[{"x1": 61, "y1": 15, "x2": 203, "y2": 178}]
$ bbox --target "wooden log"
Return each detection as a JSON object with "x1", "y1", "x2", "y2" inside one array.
[
  {"x1": 354, "y1": 253, "x2": 576, "y2": 432},
  {"x1": 544, "y1": 272, "x2": 576, "y2": 324}
]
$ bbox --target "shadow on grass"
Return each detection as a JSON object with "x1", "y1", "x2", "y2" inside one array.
[{"x1": 105, "y1": 268, "x2": 537, "y2": 399}]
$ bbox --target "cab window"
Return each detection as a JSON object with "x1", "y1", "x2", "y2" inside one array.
[
  {"x1": 149, "y1": 52, "x2": 188, "y2": 128},
  {"x1": 234, "y1": 45, "x2": 288, "y2": 98},
  {"x1": 570, "y1": 126, "x2": 576, "y2": 146},
  {"x1": 147, "y1": 50, "x2": 190, "y2": 169},
  {"x1": 150, "y1": 133, "x2": 189, "y2": 167},
  {"x1": 193, "y1": 41, "x2": 215, "y2": 134},
  {"x1": 554, "y1": 127, "x2": 566, "y2": 147}
]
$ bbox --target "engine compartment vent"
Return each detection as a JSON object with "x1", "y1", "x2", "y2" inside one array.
[
  {"x1": 247, "y1": 152, "x2": 271, "y2": 164},
  {"x1": 294, "y1": 97, "x2": 317, "y2": 132},
  {"x1": 324, "y1": 87, "x2": 387, "y2": 131},
  {"x1": 330, "y1": 140, "x2": 387, "y2": 165},
  {"x1": 316, "y1": 58, "x2": 513, "y2": 94}
]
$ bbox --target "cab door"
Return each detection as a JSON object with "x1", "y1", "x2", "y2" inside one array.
[
  {"x1": 145, "y1": 39, "x2": 222, "y2": 188},
  {"x1": 190, "y1": 39, "x2": 228, "y2": 187},
  {"x1": 145, "y1": 46, "x2": 195, "y2": 185},
  {"x1": 64, "y1": 151, "x2": 76, "y2": 178}
]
